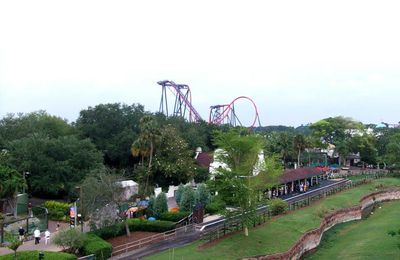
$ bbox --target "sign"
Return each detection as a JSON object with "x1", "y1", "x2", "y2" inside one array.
[{"x1": 70, "y1": 206, "x2": 76, "y2": 218}]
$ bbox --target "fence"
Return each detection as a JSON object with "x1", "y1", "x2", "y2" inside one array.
[
  {"x1": 200, "y1": 176, "x2": 378, "y2": 244},
  {"x1": 0, "y1": 206, "x2": 48, "y2": 244},
  {"x1": 111, "y1": 224, "x2": 196, "y2": 257}
]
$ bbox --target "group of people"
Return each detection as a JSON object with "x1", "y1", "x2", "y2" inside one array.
[{"x1": 18, "y1": 226, "x2": 51, "y2": 245}]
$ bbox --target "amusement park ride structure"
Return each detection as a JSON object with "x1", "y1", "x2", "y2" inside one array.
[{"x1": 158, "y1": 80, "x2": 261, "y2": 128}]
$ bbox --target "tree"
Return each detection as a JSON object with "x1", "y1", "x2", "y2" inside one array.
[
  {"x1": 265, "y1": 131, "x2": 295, "y2": 166},
  {"x1": 0, "y1": 165, "x2": 25, "y2": 217},
  {"x1": 7, "y1": 134, "x2": 103, "y2": 198},
  {"x1": 132, "y1": 115, "x2": 161, "y2": 195},
  {"x1": 175, "y1": 184, "x2": 185, "y2": 206},
  {"x1": 212, "y1": 129, "x2": 282, "y2": 236},
  {"x1": 76, "y1": 103, "x2": 146, "y2": 168},
  {"x1": 195, "y1": 184, "x2": 210, "y2": 206},
  {"x1": 153, "y1": 192, "x2": 168, "y2": 218},
  {"x1": 153, "y1": 125, "x2": 196, "y2": 186},
  {"x1": 179, "y1": 187, "x2": 195, "y2": 212},
  {"x1": 293, "y1": 134, "x2": 309, "y2": 167},
  {"x1": 7, "y1": 238, "x2": 22, "y2": 260},
  {"x1": 310, "y1": 116, "x2": 363, "y2": 165},
  {"x1": 53, "y1": 228, "x2": 87, "y2": 253},
  {"x1": 383, "y1": 133, "x2": 400, "y2": 168},
  {"x1": 80, "y1": 169, "x2": 132, "y2": 236}
]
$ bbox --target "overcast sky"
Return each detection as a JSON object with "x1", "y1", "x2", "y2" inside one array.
[{"x1": 1, "y1": 0, "x2": 400, "y2": 127}]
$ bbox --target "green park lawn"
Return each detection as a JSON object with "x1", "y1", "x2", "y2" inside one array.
[
  {"x1": 306, "y1": 200, "x2": 400, "y2": 260},
  {"x1": 147, "y1": 178, "x2": 400, "y2": 260}
]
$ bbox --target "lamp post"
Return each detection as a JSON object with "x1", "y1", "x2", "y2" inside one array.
[
  {"x1": 75, "y1": 186, "x2": 83, "y2": 232},
  {"x1": 23, "y1": 172, "x2": 30, "y2": 194}
]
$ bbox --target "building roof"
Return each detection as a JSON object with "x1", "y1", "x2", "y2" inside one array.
[
  {"x1": 196, "y1": 152, "x2": 213, "y2": 168},
  {"x1": 119, "y1": 180, "x2": 138, "y2": 187},
  {"x1": 280, "y1": 167, "x2": 324, "y2": 183}
]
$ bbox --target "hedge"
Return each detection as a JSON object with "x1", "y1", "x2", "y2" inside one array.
[
  {"x1": 159, "y1": 211, "x2": 190, "y2": 222},
  {"x1": 81, "y1": 234, "x2": 112, "y2": 260},
  {"x1": 205, "y1": 199, "x2": 226, "y2": 214},
  {"x1": 1, "y1": 251, "x2": 76, "y2": 260},
  {"x1": 91, "y1": 219, "x2": 176, "y2": 240},
  {"x1": 43, "y1": 200, "x2": 71, "y2": 221}
]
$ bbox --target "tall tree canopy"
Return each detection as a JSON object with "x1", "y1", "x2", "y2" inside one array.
[
  {"x1": 76, "y1": 103, "x2": 146, "y2": 168},
  {"x1": 212, "y1": 129, "x2": 282, "y2": 236},
  {"x1": 8, "y1": 134, "x2": 103, "y2": 197}
]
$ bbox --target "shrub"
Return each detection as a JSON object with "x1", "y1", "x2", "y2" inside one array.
[
  {"x1": 205, "y1": 197, "x2": 226, "y2": 214},
  {"x1": 146, "y1": 196, "x2": 155, "y2": 217},
  {"x1": 1, "y1": 251, "x2": 76, "y2": 260},
  {"x1": 43, "y1": 200, "x2": 71, "y2": 221},
  {"x1": 91, "y1": 219, "x2": 176, "y2": 240},
  {"x1": 154, "y1": 192, "x2": 168, "y2": 218},
  {"x1": 53, "y1": 228, "x2": 87, "y2": 253},
  {"x1": 195, "y1": 184, "x2": 210, "y2": 207},
  {"x1": 159, "y1": 211, "x2": 190, "y2": 222},
  {"x1": 315, "y1": 206, "x2": 330, "y2": 218},
  {"x1": 127, "y1": 219, "x2": 176, "y2": 233},
  {"x1": 81, "y1": 234, "x2": 112, "y2": 260},
  {"x1": 90, "y1": 222, "x2": 125, "y2": 240},
  {"x1": 268, "y1": 198, "x2": 288, "y2": 216},
  {"x1": 180, "y1": 187, "x2": 195, "y2": 212},
  {"x1": 175, "y1": 184, "x2": 185, "y2": 205}
]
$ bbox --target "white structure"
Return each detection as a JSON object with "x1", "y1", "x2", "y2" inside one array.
[{"x1": 119, "y1": 180, "x2": 139, "y2": 200}]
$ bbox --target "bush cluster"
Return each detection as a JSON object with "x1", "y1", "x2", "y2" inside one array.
[
  {"x1": 43, "y1": 200, "x2": 71, "y2": 221},
  {"x1": 91, "y1": 219, "x2": 176, "y2": 240},
  {"x1": 268, "y1": 198, "x2": 288, "y2": 216},
  {"x1": 81, "y1": 234, "x2": 113, "y2": 260},
  {"x1": 159, "y1": 211, "x2": 190, "y2": 222}
]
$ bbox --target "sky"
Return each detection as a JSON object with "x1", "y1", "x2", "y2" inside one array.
[{"x1": 1, "y1": 0, "x2": 400, "y2": 127}]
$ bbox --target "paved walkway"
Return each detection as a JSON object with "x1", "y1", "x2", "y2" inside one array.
[{"x1": 0, "y1": 220, "x2": 67, "y2": 256}]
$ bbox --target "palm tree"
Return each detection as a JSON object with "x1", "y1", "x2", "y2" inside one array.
[
  {"x1": 293, "y1": 134, "x2": 308, "y2": 167},
  {"x1": 132, "y1": 115, "x2": 160, "y2": 195}
]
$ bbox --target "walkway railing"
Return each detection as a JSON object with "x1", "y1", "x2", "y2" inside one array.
[{"x1": 111, "y1": 224, "x2": 196, "y2": 257}]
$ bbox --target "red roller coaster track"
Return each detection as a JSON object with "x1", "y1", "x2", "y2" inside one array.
[
  {"x1": 209, "y1": 96, "x2": 261, "y2": 128},
  {"x1": 158, "y1": 80, "x2": 261, "y2": 127}
]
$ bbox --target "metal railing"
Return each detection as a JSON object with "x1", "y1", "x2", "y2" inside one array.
[{"x1": 111, "y1": 224, "x2": 196, "y2": 256}]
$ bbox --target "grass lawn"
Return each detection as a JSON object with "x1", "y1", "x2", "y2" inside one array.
[
  {"x1": 306, "y1": 200, "x2": 400, "y2": 260},
  {"x1": 146, "y1": 178, "x2": 400, "y2": 260}
]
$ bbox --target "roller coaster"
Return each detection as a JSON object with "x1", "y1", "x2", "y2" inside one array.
[{"x1": 158, "y1": 80, "x2": 261, "y2": 127}]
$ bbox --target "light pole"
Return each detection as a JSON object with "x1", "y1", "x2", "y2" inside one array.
[{"x1": 23, "y1": 172, "x2": 30, "y2": 194}]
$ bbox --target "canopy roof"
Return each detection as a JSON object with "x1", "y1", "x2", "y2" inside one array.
[{"x1": 280, "y1": 167, "x2": 324, "y2": 183}]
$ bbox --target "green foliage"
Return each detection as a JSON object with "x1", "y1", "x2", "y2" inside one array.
[
  {"x1": 7, "y1": 239, "x2": 22, "y2": 258},
  {"x1": 159, "y1": 211, "x2": 190, "y2": 222},
  {"x1": 175, "y1": 184, "x2": 185, "y2": 205},
  {"x1": 146, "y1": 196, "x2": 156, "y2": 217},
  {"x1": 76, "y1": 103, "x2": 145, "y2": 169},
  {"x1": 153, "y1": 192, "x2": 168, "y2": 218},
  {"x1": 1, "y1": 251, "x2": 77, "y2": 260},
  {"x1": 80, "y1": 169, "x2": 126, "y2": 220},
  {"x1": 81, "y1": 234, "x2": 112, "y2": 260},
  {"x1": 53, "y1": 228, "x2": 87, "y2": 253},
  {"x1": 91, "y1": 219, "x2": 176, "y2": 239},
  {"x1": 154, "y1": 125, "x2": 196, "y2": 185},
  {"x1": 205, "y1": 197, "x2": 226, "y2": 214},
  {"x1": 194, "y1": 167, "x2": 210, "y2": 183},
  {"x1": 195, "y1": 183, "x2": 210, "y2": 206},
  {"x1": 43, "y1": 200, "x2": 71, "y2": 221},
  {"x1": 179, "y1": 187, "x2": 195, "y2": 212},
  {"x1": 315, "y1": 205, "x2": 330, "y2": 218},
  {"x1": 7, "y1": 134, "x2": 103, "y2": 197},
  {"x1": 0, "y1": 165, "x2": 25, "y2": 199},
  {"x1": 267, "y1": 198, "x2": 288, "y2": 216}
]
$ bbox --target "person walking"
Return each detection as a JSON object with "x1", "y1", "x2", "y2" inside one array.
[
  {"x1": 44, "y1": 229, "x2": 51, "y2": 245},
  {"x1": 18, "y1": 226, "x2": 25, "y2": 243},
  {"x1": 34, "y1": 228, "x2": 41, "y2": 245}
]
